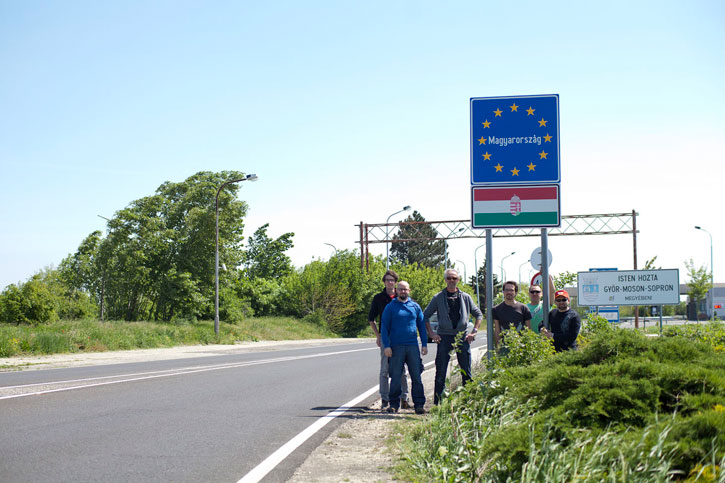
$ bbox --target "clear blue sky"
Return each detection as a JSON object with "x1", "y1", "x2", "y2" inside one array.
[{"x1": 1, "y1": 1, "x2": 723, "y2": 290}]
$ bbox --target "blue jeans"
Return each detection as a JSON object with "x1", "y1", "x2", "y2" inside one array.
[
  {"x1": 379, "y1": 346, "x2": 409, "y2": 402},
  {"x1": 434, "y1": 333, "x2": 471, "y2": 404},
  {"x1": 388, "y1": 345, "x2": 425, "y2": 409}
]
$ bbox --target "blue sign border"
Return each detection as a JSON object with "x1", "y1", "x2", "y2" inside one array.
[{"x1": 470, "y1": 94, "x2": 561, "y2": 186}]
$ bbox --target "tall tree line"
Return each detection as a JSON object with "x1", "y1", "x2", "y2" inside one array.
[{"x1": 60, "y1": 171, "x2": 251, "y2": 321}]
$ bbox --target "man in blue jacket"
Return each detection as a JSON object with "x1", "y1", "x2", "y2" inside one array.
[
  {"x1": 381, "y1": 281, "x2": 428, "y2": 414},
  {"x1": 423, "y1": 268, "x2": 483, "y2": 404}
]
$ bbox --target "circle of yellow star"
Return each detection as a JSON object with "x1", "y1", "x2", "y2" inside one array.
[
  {"x1": 482, "y1": 152, "x2": 492, "y2": 160},
  {"x1": 478, "y1": 136, "x2": 487, "y2": 145},
  {"x1": 527, "y1": 162, "x2": 536, "y2": 171},
  {"x1": 538, "y1": 118, "x2": 548, "y2": 127},
  {"x1": 543, "y1": 133, "x2": 552, "y2": 142},
  {"x1": 482, "y1": 119, "x2": 491, "y2": 128},
  {"x1": 511, "y1": 167, "x2": 520, "y2": 176},
  {"x1": 494, "y1": 164, "x2": 503, "y2": 172},
  {"x1": 494, "y1": 108, "x2": 503, "y2": 117},
  {"x1": 539, "y1": 150, "x2": 548, "y2": 159},
  {"x1": 510, "y1": 103, "x2": 519, "y2": 112},
  {"x1": 526, "y1": 106, "x2": 535, "y2": 116}
]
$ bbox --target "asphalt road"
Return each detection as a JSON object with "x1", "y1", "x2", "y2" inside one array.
[{"x1": 0, "y1": 336, "x2": 487, "y2": 482}]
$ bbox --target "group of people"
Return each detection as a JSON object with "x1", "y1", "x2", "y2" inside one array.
[{"x1": 368, "y1": 269, "x2": 581, "y2": 413}]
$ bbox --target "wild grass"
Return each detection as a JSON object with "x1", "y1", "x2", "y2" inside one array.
[
  {"x1": 0, "y1": 316, "x2": 338, "y2": 357},
  {"x1": 396, "y1": 319, "x2": 725, "y2": 482}
]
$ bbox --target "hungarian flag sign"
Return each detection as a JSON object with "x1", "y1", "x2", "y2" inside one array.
[{"x1": 471, "y1": 185, "x2": 560, "y2": 228}]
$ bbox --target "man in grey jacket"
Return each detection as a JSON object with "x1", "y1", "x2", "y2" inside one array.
[{"x1": 423, "y1": 268, "x2": 483, "y2": 404}]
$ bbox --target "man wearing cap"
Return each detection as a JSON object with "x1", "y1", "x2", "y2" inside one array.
[{"x1": 541, "y1": 290, "x2": 581, "y2": 351}]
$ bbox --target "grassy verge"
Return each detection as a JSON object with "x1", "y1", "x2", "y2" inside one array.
[
  {"x1": 0, "y1": 316, "x2": 339, "y2": 357},
  {"x1": 396, "y1": 320, "x2": 725, "y2": 482}
]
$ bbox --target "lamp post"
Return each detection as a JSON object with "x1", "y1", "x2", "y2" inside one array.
[
  {"x1": 474, "y1": 243, "x2": 486, "y2": 306},
  {"x1": 695, "y1": 226, "x2": 714, "y2": 320},
  {"x1": 519, "y1": 259, "x2": 531, "y2": 287},
  {"x1": 500, "y1": 251, "x2": 515, "y2": 285},
  {"x1": 386, "y1": 205, "x2": 411, "y2": 269},
  {"x1": 455, "y1": 259, "x2": 467, "y2": 282},
  {"x1": 215, "y1": 174, "x2": 258, "y2": 336},
  {"x1": 324, "y1": 243, "x2": 338, "y2": 256}
]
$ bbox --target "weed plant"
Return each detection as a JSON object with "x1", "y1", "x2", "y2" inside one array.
[
  {"x1": 0, "y1": 316, "x2": 337, "y2": 357},
  {"x1": 399, "y1": 319, "x2": 725, "y2": 482}
]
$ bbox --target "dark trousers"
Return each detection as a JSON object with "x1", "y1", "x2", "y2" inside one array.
[
  {"x1": 388, "y1": 345, "x2": 425, "y2": 409},
  {"x1": 434, "y1": 332, "x2": 471, "y2": 404}
]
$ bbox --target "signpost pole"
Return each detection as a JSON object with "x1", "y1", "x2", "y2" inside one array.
[
  {"x1": 541, "y1": 229, "x2": 550, "y2": 330},
  {"x1": 659, "y1": 305, "x2": 664, "y2": 335},
  {"x1": 486, "y1": 229, "x2": 494, "y2": 359}
]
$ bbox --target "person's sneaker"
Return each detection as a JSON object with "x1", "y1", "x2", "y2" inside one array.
[
  {"x1": 400, "y1": 399, "x2": 411, "y2": 409},
  {"x1": 386, "y1": 406, "x2": 398, "y2": 414},
  {"x1": 380, "y1": 400, "x2": 389, "y2": 410},
  {"x1": 415, "y1": 407, "x2": 426, "y2": 415}
]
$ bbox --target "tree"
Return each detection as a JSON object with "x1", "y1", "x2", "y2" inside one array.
[
  {"x1": 244, "y1": 223, "x2": 294, "y2": 280},
  {"x1": 643, "y1": 256, "x2": 659, "y2": 270},
  {"x1": 685, "y1": 258, "x2": 712, "y2": 320},
  {"x1": 61, "y1": 171, "x2": 252, "y2": 321},
  {"x1": 389, "y1": 211, "x2": 445, "y2": 267}
]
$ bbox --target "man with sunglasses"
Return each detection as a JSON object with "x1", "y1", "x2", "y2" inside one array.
[
  {"x1": 368, "y1": 270, "x2": 410, "y2": 410},
  {"x1": 526, "y1": 277, "x2": 557, "y2": 334},
  {"x1": 423, "y1": 268, "x2": 483, "y2": 405},
  {"x1": 541, "y1": 289, "x2": 581, "y2": 351}
]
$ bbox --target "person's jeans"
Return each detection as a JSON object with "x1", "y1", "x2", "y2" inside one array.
[
  {"x1": 388, "y1": 345, "x2": 425, "y2": 409},
  {"x1": 434, "y1": 332, "x2": 471, "y2": 404},
  {"x1": 379, "y1": 346, "x2": 408, "y2": 402}
]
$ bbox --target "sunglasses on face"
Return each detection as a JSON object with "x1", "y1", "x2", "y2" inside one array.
[
  {"x1": 529, "y1": 290, "x2": 541, "y2": 294},
  {"x1": 555, "y1": 298, "x2": 568, "y2": 302}
]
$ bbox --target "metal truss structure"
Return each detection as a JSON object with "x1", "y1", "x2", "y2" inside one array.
[{"x1": 357, "y1": 211, "x2": 638, "y2": 271}]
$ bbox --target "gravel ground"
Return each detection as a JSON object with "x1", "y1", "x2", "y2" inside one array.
[{"x1": 289, "y1": 345, "x2": 487, "y2": 482}]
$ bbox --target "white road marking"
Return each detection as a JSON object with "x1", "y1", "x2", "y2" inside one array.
[
  {"x1": 237, "y1": 358, "x2": 438, "y2": 482},
  {"x1": 0, "y1": 347, "x2": 375, "y2": 400}
]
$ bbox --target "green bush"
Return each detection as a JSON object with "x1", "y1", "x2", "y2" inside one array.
[
  {"x1": 0, "y1": 270, "x2": 97, "y2": 325},
  {"x1": 398, "y1": 328, "x2": 725, "y2": 482}
]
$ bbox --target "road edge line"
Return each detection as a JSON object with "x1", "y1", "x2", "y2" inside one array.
[{"x1": 237, "y1": 384, "x2": 379, "y2": 483}]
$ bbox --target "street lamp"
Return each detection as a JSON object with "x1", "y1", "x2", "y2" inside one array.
[
  {"x1": 474, "y1": 243, "x2": 486, "y2": 306},
  {"x1": 500, "y1": 251, "x2": 515, "y2": 285},
  {"x1": 695, "y1": 226, "x2": 714, "y2": 320},
  {"x1": 324, "y1": 243, "x2": 338, "y2": 256},
  {"x1": 519, "y1": 259, "x2": 531, "y2": 287},
  {"x1": 215, "y1": 174, "x2": 258, "y2": 336},
  {"x1": 386, "y1": 205, "x2": 411, "y2": 269},
  {"x1": 455, "y1": 259, "x2": 467, "y2": 282}
]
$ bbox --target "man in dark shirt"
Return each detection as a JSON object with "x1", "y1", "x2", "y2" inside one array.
[
  {"x1": 492, "y1": 280, "x2": 532, "y2": 350},
  {"x1": 542, "y1": 289, "x2": 581, "y2": 351},
  {"x1": 368, "y1": 270, "x2": 409, "y2": 410}
]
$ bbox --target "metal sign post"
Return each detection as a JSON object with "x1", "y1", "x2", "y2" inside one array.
[{"x1": 541, "y1": 229, "x2": 550, "y2": 329}]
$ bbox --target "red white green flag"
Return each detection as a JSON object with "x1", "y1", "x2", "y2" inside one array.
[{"x1": 471, "y1": 185, "x2": 560, "y2": 228}]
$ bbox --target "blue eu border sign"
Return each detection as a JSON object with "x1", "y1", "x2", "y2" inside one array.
[{"x1": 471, "y1": 94, "x2": 560, "y2": 186}]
